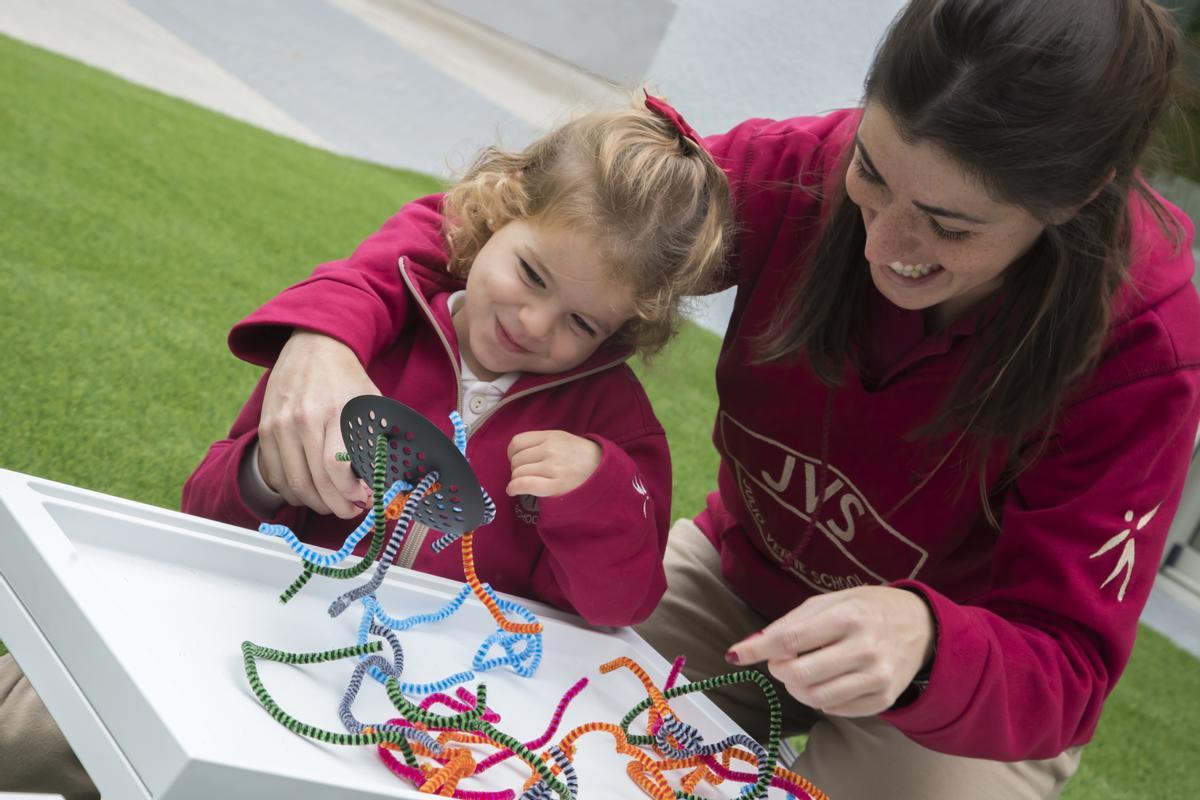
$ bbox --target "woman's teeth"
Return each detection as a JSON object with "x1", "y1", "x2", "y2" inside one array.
[{"x1": 889, "y1": 261, "x2": 941, "y2": 278}]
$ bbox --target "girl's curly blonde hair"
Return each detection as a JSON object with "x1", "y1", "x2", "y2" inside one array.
[{"x1": 442, "y1": 95, "x2": 732, "y2": 357}]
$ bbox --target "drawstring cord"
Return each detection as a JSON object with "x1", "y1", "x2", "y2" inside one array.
[{"x1": 781, "y1": 384, "x2": 835, "y2": 570}]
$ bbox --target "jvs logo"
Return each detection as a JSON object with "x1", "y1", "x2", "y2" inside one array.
[{"x1": 719, "y1": 412, "x2": 927, "y2": 592}]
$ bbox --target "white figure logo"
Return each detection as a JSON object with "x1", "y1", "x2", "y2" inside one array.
[
  {"x1": 1089, "y1": 504, "x2": 1161, "y2": 602},
  {"x1": 632, "y1": 476, "x2": 649, "y2": 518}
]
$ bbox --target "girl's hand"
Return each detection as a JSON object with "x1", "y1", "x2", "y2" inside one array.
[
  {"x1": 258, "y1": 330, "x2": 378, "y2": 518},
  {"x1": 506, "y1": 430, "x2": 602, "y2": 497},
  {"x1": 724, "y1": 586, "x2": 935, "y2": 717}
]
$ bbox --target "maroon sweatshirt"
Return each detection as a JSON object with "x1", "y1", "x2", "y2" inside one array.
[
  {"x1": 182, "y1": 204, "x2": 671, "y2": 627},
  {"x1": 701, "y1": 110, "x2": 1200, "y2": 759}
]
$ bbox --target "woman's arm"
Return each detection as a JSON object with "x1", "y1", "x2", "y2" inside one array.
[
  {"x1": 254, "y1": 332, "x2": 379, "y2": 516},
  {"x1": 730, "y1": 368, "x2": 1200, "y2": 760}
]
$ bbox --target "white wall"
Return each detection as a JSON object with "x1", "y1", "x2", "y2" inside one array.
[
  {"x1": 428, "y1": 0, "x2": 680, "y2": 86},
  {"x1": 647, "y1": 0, "x2": 906, "y2": 134}
]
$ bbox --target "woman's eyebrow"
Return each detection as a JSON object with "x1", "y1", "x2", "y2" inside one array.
[
  {"x1": 855, "y1": 133, "x2": 988, "y2": 226},
  {"x1": 911, "y1": 199, "x2": 987, "y2": 226}
]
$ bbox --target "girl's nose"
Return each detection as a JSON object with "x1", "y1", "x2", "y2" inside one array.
[
  {"x1": 863, "y1": 203, "x2": 921, "y2": 266},
  {"x1": 519, "y1": 304, "x2": 553, "y2": 340}
]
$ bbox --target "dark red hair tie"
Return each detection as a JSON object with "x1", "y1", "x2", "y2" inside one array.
[{"x1": 644, "y1": 90, "x2": 706, "y2": 152}]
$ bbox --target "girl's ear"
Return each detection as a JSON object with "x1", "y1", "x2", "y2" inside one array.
[{"x1": 1051, "y1": 167, "x2": 1116, "y2": 225}]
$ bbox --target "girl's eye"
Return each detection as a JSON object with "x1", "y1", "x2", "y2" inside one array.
[
  {"x1": 520, "y1": 259, "x2": 546, "y2": 288},
  {"x1": 570, "y1": 313, "x2": 597, "y2": 337},
  {"x1": 928, "y1": 217, "x2": 971, "y2": 241}
]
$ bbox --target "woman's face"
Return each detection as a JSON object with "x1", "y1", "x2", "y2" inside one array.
[{"x1": 845, "y1": 102, "x2": 1048, "y2": 328}]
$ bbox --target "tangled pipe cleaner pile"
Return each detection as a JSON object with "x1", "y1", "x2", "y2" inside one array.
[{"x1": 241, "y1": 396, "x2": 828, "y2": 799}]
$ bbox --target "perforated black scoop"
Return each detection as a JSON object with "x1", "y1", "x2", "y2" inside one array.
[{"x1": 340, "y1": 395, "x2": 486, "y2": 535}]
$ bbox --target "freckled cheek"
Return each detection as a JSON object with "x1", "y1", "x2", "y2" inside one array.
[{"x1": 861, "y1": 206, "x2": 877, "y2": 230}]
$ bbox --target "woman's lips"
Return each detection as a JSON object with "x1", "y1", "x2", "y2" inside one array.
[
  {"x1": 877, "y1": 260, "x2": 944, "y2": 286},
  {"x1": 495, "y1": 318, "x2": 531, "y2": 354}
]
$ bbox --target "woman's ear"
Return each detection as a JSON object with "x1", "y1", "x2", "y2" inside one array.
[{"x1": 1051, "y1": 167, "x2": 1116, "y2": 225}]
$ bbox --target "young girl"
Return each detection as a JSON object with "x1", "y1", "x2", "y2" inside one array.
[{"x1": 181, "y1": 94, "x2": 731, "y2": 628}]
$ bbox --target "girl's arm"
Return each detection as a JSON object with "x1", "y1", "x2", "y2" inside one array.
[
  {"x1": 229, "y1": 194, "x2": 448, "y2": 366},
  {"x1": 528, "y1": 426, "x2": 672, "y2": 628},
  {"x1": 223, "y1": 196, "x2": 449, "y2": 514}
]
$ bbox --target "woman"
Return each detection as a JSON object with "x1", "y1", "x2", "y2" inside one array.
[{"x1": 185, "y1": 0, "x2": 1200, "y2": 797}]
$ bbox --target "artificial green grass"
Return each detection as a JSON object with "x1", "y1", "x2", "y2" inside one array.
[
  {"x1": 0, "y1": 33, "x2": 441, "y2": 507},
  {"x1": 1, "y1": 32, "x2": 1198, "y2": 799},
  {"x1": 1063, "y1": 624, "x2": 1200, "y2": 799},
  {"x1": 631, "y1": 318, "x2": 722, "y2": 517}
]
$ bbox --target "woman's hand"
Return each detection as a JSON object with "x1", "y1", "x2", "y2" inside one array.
[
  {"x1": 258, "y1": 330, "x2": 379, "y2": 518},
  {"x1": 506, "y1": 431, "x2": 602, "y2": 497},
  {"x1": 725, "y1": 586, "x2": 935, "y2": 717}
]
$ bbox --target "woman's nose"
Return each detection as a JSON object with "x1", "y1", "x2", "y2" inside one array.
[{"x1": 863, "y1": 203, "x2": 921, "y2": 266}]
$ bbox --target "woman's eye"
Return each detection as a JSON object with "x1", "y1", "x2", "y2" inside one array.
[
  {"x1": 571, "y1": 314, "x2": 597, "y2": 337},
  {"x1": 928, "y1": 217, "x2": 971, "y2": 241},
  {"x1": 854, "y1": 154, "x2": 884, "y2": 186},
  {"x1": 520, "y1": 259, "x2": 546, "y2": 288}
]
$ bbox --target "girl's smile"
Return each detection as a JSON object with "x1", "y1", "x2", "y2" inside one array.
[{"x1": 494, "y1": 317, "x2": 532, "y2": 354}]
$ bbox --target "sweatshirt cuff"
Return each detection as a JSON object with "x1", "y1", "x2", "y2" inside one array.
[
  {"x1": 238, "y1": 440, "x2": 287, "y2": 519},
  {"x1": 879, "y1": 580, "x2": 985, "y2": 735},
  {"x1": 535, "y1": 436, "x2": 624, "y2": 525}
]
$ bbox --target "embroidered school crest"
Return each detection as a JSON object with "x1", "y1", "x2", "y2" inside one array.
[
  {"x1": 513, "y1": 494, "x2": 539, "y2": 525},
  {"x1": 1089, "y1": 504, "x2": 1161, "y2": 602},
  {"x1": 718, "y1": 411, "x2": 928, "y2": 593},
  {"x1": 632, "y1": 475, "x2": 649, "y2": 518}
]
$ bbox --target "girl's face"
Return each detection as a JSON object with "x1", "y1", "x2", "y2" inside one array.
[
  {"x1": 845, "y1": 102, "x2": 1048, "y2": 329},
  {"x1": 454, "y1": 218, "x2": 635, "y2": 380}
]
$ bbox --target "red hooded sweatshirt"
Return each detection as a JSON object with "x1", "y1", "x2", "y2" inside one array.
[
  {"x1": 699, "y1": 110, "x2": 1200, "y2": 760},
  {"x1": 192, "y1": 112, "x2": 1200, "y2": 761},
  {"x1": 181, "y1": 197, "x2": 671, "y2": 627}
]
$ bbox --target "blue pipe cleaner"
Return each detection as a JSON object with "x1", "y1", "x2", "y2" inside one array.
[
  {"x1": 449, "y1": 410, "x2": 468, "y2": 457},
  {"x1": 258, "y1": 478, "x2": 409, "y2": 567}
]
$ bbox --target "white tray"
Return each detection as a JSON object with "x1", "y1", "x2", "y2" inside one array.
[{"x1": 0, "y1": 469, "x2": 754, "y2": 799}]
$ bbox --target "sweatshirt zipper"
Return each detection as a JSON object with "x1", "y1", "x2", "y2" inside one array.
[
  {"x1": 394, "y1": 259, "x2": 461, "y2": 569},
  {"x1": 467, "y1": 357, "x2": 629, "y2": 437},
  {"x1": 389, "y1": 257, "x2": 630, "y2": 567}
]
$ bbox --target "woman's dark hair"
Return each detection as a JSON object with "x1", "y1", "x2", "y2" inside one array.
[{"x1": 759, "y1": 0, "x2": 1184, "y2": 517}]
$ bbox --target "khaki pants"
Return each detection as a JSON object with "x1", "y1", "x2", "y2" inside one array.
[
  {"x1": 635, "y1": 518, "x2": 1083, "y2": 800},
  {"x1": 0, "y1": 653, "x2": 98, "y2": 799}
]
